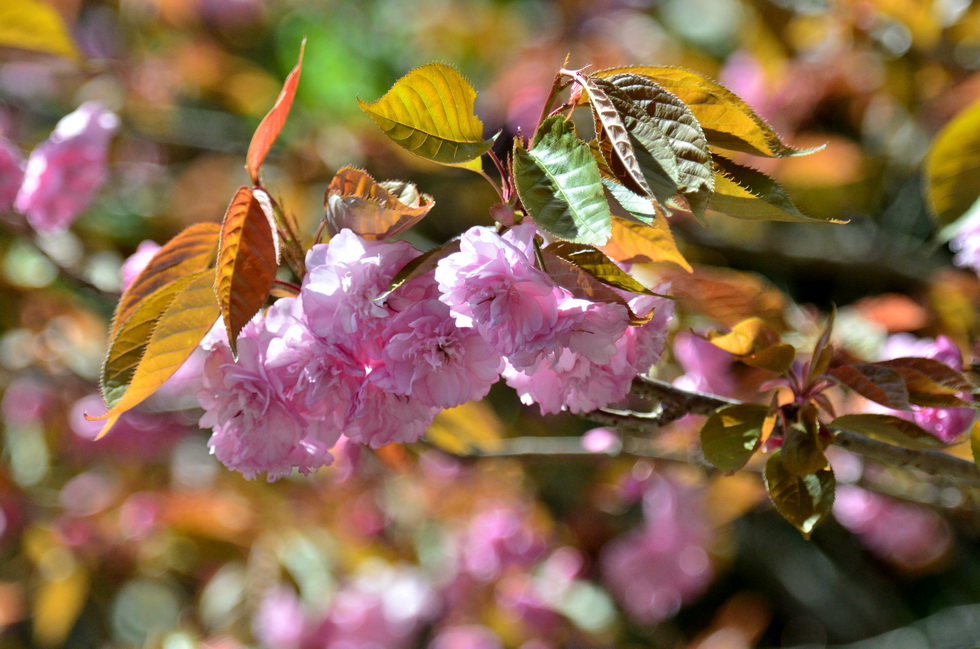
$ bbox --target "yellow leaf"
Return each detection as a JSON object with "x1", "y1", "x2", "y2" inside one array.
[
  {"x1": 601, "y1": 209, "x2": 692, "y2": 273},
  {"x1": 426, "y1": 401, "x2": 503, "y2": 455},
  {"x1": 358, "y1": 64, "x2": 497, "y2": 172},
  {"x1": 0, "y1": 0, "x2": 79, "y2": 61},
  {"x1": 925, "y1": 96, "x2": 980, "y2": 231},
  {"x1": 708, "y1": 317, "x2": 772, "y2": 356}
]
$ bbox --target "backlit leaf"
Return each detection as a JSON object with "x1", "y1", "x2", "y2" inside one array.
[
  {"x1": 599, "y1": 73, "x2": 714, "y2": 219},
  {"x1": 925, "y1": 96, "x2": 980, "y2": 231},
  {"x1": 828, "y1": 364, "x2": 911, "y2": 410},
  {"x1": 94, "y1": 270, "x2": 219, "y2": 435},
  {"x1": 324, "y1": 166, "x2": 435, "y2": 240},
  {"x1": 601, "y1": 209, "x2": 693, "y2": 273},
  {"x1": 0, "y1": 0, "x2": 79, "y2": 61},
  {"x1": 765, "y1": 451, "x2": 835, "y2": 536},
  {"x1": 807, "y1": 307, "x2": 836, "y2": 384},
  {"x1": 110, "y1": 223, "x2": 220, "y2": 340},
  {"x1": 215, "y1": 186, "x2": 280, "y2": 356},
  {"x1": 700, "y1": 403, "x2": 770, "y2": 473},
  {"x1": 877, "y1": 357, "x2": 974, "y2": 394},
  {"x1": 658, "y1": 265, "x2": 788, "y2": 329},
  {"x1": 545, "y1": 240, "x2": 660, "y2": 296},
  {"x1": 708, "y1": 317, "x2": 776, "y2": 356},
  {"x1": 596, "y1": 66, "x2": 820, "y2": 158},
  {"x1": 358, "y1": 64, "x2": 496, "y2": 171},
  {"x1": 710, "y1": 155, "x2": 844, "y2": 223},
  {"x1": 514, "y1": 116, "x2": 612, "y2": 245},
  {"x1": 831, "y1": 413, "x2": 947, "y2": 449},
  {"x1": 247, "y1": 40, "x2": 304, "y2": 185},
  {"x1": 741, "y1": 343, "x2": 796, "y2": 374},
  {"x1": 782, "y1": 423, "x2": 828, "y2": 477}
]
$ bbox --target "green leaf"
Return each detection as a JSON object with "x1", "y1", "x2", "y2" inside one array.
[
  {"x1": 782, "y1": 427, "x2": 828, "y2": 477},
  {"x1": 595, "y1": 66, "x2": 821, "y2": 158},
  {"x1": 971, "y1": 421, "x2": 980, "y2": 473},
  {"x1": 765, "y1": 450, "x2": 835, "y2": 536},
  {"x1": 357, "y1": 64, "x2": 496, "y2": 172},
  {"x1": 710, "y1": 154, "x2": 845, "y2": 223},
  {"x1": 831, "y1": 413, "x2": 948, "y2": 449},
  {"x1": 215, "y1": 186, "x2": 280, "y2": 356},
  {"x1": 700, "y1": 403, "x2": 770, "y2": 473},
  {"x1": 324, "y1": 166, "x2": 434, "y2": 240},
  {"x1": 0, "y1": 0, "x2": 80, "y2": 61},
  {"x1": 110, "y1": 222, "x2": 220, "y2": 341},
  {"x1": 544, "y1": 240, "x2": 662, "y2": 296},
  {"x1": 599, "y1": 73, "x2": 714, "y2": 219},
  {"x1": 925, "y1": 96, "x2": 980, "y2": 231},
  {"x1": 96, "y1": 270, "x2": 219, "y2": 432},
  {"x1": 828, "y1": 364, "x2": 911, "y2": 410},
  {"x1": 602, "y1": 178, "x2": 656, "y2": 225},
  {"x1": 807, "y1": 306, "x2": 836, "y2": 384},
  {"x1": 514, "y1": 117, "x2": 612, "y2": 245}
]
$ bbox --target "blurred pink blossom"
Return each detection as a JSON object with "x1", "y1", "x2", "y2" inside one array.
[
  {"x1": 428, "y1": 625, "x2": 504, "y2": 649},
  {"x1": 0, "y1": 137, "x2": 24, "y2": 212},
  {"x1": 949, "y1": 207, "x2": 980, "y2": 274},
  {"x1": 601, "y1": 473, "x2": 714, "y2": 625},
  {"x1": 253, "y1": 587, "x2": 307, "y2": 649},
  {"x1": 833, "y1": 485, "x2": 952, "y2": 571},
  {"x1": 672, "y1": 331, "x2": 735, "y2": 397},
  {"x1": 460, "y1": 504, "x2": 547, "y2": 582},
  {"x1": 119, "y1": 240, "x2": 161, "y2": 291},
  {"x1": 15, "y1": 102, "x2": 119, "y2": 233}
]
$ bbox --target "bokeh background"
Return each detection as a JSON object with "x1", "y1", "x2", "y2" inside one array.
[{"x1": 3, "y1": 0, "x2": 980, "y2": 647}]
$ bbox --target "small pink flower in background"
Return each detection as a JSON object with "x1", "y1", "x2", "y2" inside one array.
[
  {"x1": 949, "y1": 207, "x2": 980, "y2": 274},
  {"x1": 601, "y1": 473, "x2": 714, "y2": 626},
  {"x1": 581, "y1": 427, "x2": 620, "y2": 453},
  {"x1": 428, "y1": 625, "x2": 504, "y2": 649},
  {"x1": 672, "y1": 331, "x2": 735, "y2": 397},
  {"x1": 70, "y1": 393, "x2": 191, "y2": 459},
  {"x1": 436, "y1": 225, "x2": 563, "y2": 370},
  {"x1": 833, "y1": 485, "x2": 952, "y2": 571},
  {"x1": 0, "y1": 137, "x2": 24, "y2": 212},
  {"x1": 460, "y1": 504, "x2": 548, "y2": 582},
  {"x1": 119, "y1": 240, "x2": 161, "y2": 291},
  {"x1": 877, "y1": 334, "x2": 974, "y2": 443},
  {"x1": 15, "y1": 102, "x2": 119, "y2": 233},
  {"x1": 253, "y1": 587, "x2": 307, "y2": 649}
]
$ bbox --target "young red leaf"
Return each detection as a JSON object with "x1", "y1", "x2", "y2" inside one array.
[
  {"x1": 215, "y1": 186, "x2": 280, "y2": 355},
  {"x1": 110, "y1": 222, "x2": 220, "y2": 340},
  {"x1": 828, "y1": 364, "x2": 911, "y2": 410},
  {"x1": 876, "y1": 357, "x2": 974, "y2": 394},
  {"x1": 324, "y1": 166, "x2": 435, "y2": 240},
  {"x1": 246, "y1": 39, "x2": 305, "y2": 185}
]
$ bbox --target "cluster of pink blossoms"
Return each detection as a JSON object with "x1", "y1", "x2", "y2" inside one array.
[{"x1": 197, "y1": 223, "x2": 674, "y2": 480}]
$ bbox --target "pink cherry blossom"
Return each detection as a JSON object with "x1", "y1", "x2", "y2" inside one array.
[
  {"x1": 15, "y1": 102, "x2": 119, "y2": 233},
  {"x1": 0, "y1": 137, "x2": 24, "y2": 212},
  {"x1": 435, "y1": 225, "x2": 564, "y2": 370},
  {"x1": 344, "y1": 381, "x2": 438, "y2": 449},
  {"x1": 119, "y1": 240, "x2": 161, "y2": 291},
  {"x1": 377, "y1": 297, "x2": 502, "y2": 409},
  {"x1": 459, "y1": 503, "x2": 547, "y2": 582},
  {"x1": 601, "y1": 472, "x2": 713, "y2": 625},
  {"x1": 504, "y1": 293, "x2": 674, "y2": 414}
]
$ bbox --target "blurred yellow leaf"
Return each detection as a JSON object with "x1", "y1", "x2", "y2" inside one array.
[
  {"x1": 601, "y1": 209, "x2": 692, "y2": 273},
  {"x1": 0, "y1": 0, "x2": 79, "y2": 61},
  {"x1": 926, "y1": 96, "x2": 980, "y2": 231},
  {"x1": 426, "y1": 401, "x2": 503, "y2": 455}
]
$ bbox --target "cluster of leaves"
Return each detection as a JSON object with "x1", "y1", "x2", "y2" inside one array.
[{"x1": 699, "y1": 311, "x2": 977, "y2": 535}]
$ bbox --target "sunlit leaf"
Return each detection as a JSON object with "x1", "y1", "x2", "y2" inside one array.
[
  {"x1": 831, "y1": 413, "x2": 947, "y2": 449},
  {"x1": 358, "y1": 64, "x2": 496, "y2": 171},
  {"x1": 596, "y1": 66, "x2": 820, "y2": 158},
  {"x1": 246, "y1": 40, "x2": 305, "y2": 185},
  {"x1": 540, "y1": 250, "x2": 642, "y2": 322},
  {"x1": 700, "y1": 403, "x2": 770, "y2": 473},
  {"x1": 514, "y1": 117, "x2": 612, "y2": 245},
  {"x1": 877, "y1": 357, "x2": 974, "y2": 394},
  {"x1": 707, "y1": 317, "x2": 775, "y2": 356},
  {"x1": 425, "y1": 401, "x2": 503, "y2": 454},
  {"x1": 765, "y1": 451, "x2": 835, "y2": 536},
  {"x1": 710, "y1": 155, "x2": 845, "y2": 223},
  {"x1": 658, "y1": 265, "x2": 788, "y2": 329},
  {"x1": 828, "y1": 364, "x2": 911, "y2": 410},
  {"x1": 782, "y1": 414, "x2": 828, "y2": 477},
  {"x1": 0, "y1": 0, "x2": 79, "y2": 61},
  {"x1": 599, "y1": 73, "x2": 714, "y2": 219},
  {"x1": 545, "y1": 240, "x2": 661, "y2": 296},
  {"x1": 602, "y1": 178, "x2": 656, "y2": 225},
  {"x1": 215, "y1": 186, "x2": 280, "y2": 356},
  {"x1": 971, "y1": 420, "x2": 980, "y2": 473},
  {"x1": 601, "y1": 209, "x2": 692, "y2": 273},
  {"x1": 324, "y1": 166, "x2": 435, "y2": 240},
  {"x1": 807, "y1": 307, "x2": 836, "y2": 384},
  {"x1": 741, "y1": 343, "x2": 796, "y2": 374},
  {"x1": 93, "y1": 270, "x2": 219, "y2": 435},
  {"x1": 925, "y1": 96, "x2": 980, "y2": 231},
  {"x1": 110, "y1": 223, "x2": 220, "y2": 340}
]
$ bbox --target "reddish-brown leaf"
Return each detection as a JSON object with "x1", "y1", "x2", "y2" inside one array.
[
  {"x1": 110, "y1": 222, "x2": 219, "y2": 339},
  {"x1": 246, "y1": 40, "x2": 305, "y2": 185},
  {"x1": 215, "y1": 186, "x2": 280, "y2": 355},
  {"x1": 324, "y1": 166, "x2": 435, "y2": 240},
  {"x1": 876, "y1": 357, "x2": 974, "y2": 394},
  {"x1": 828, "y1": 364, "x2": 911, "y2": 410}
]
